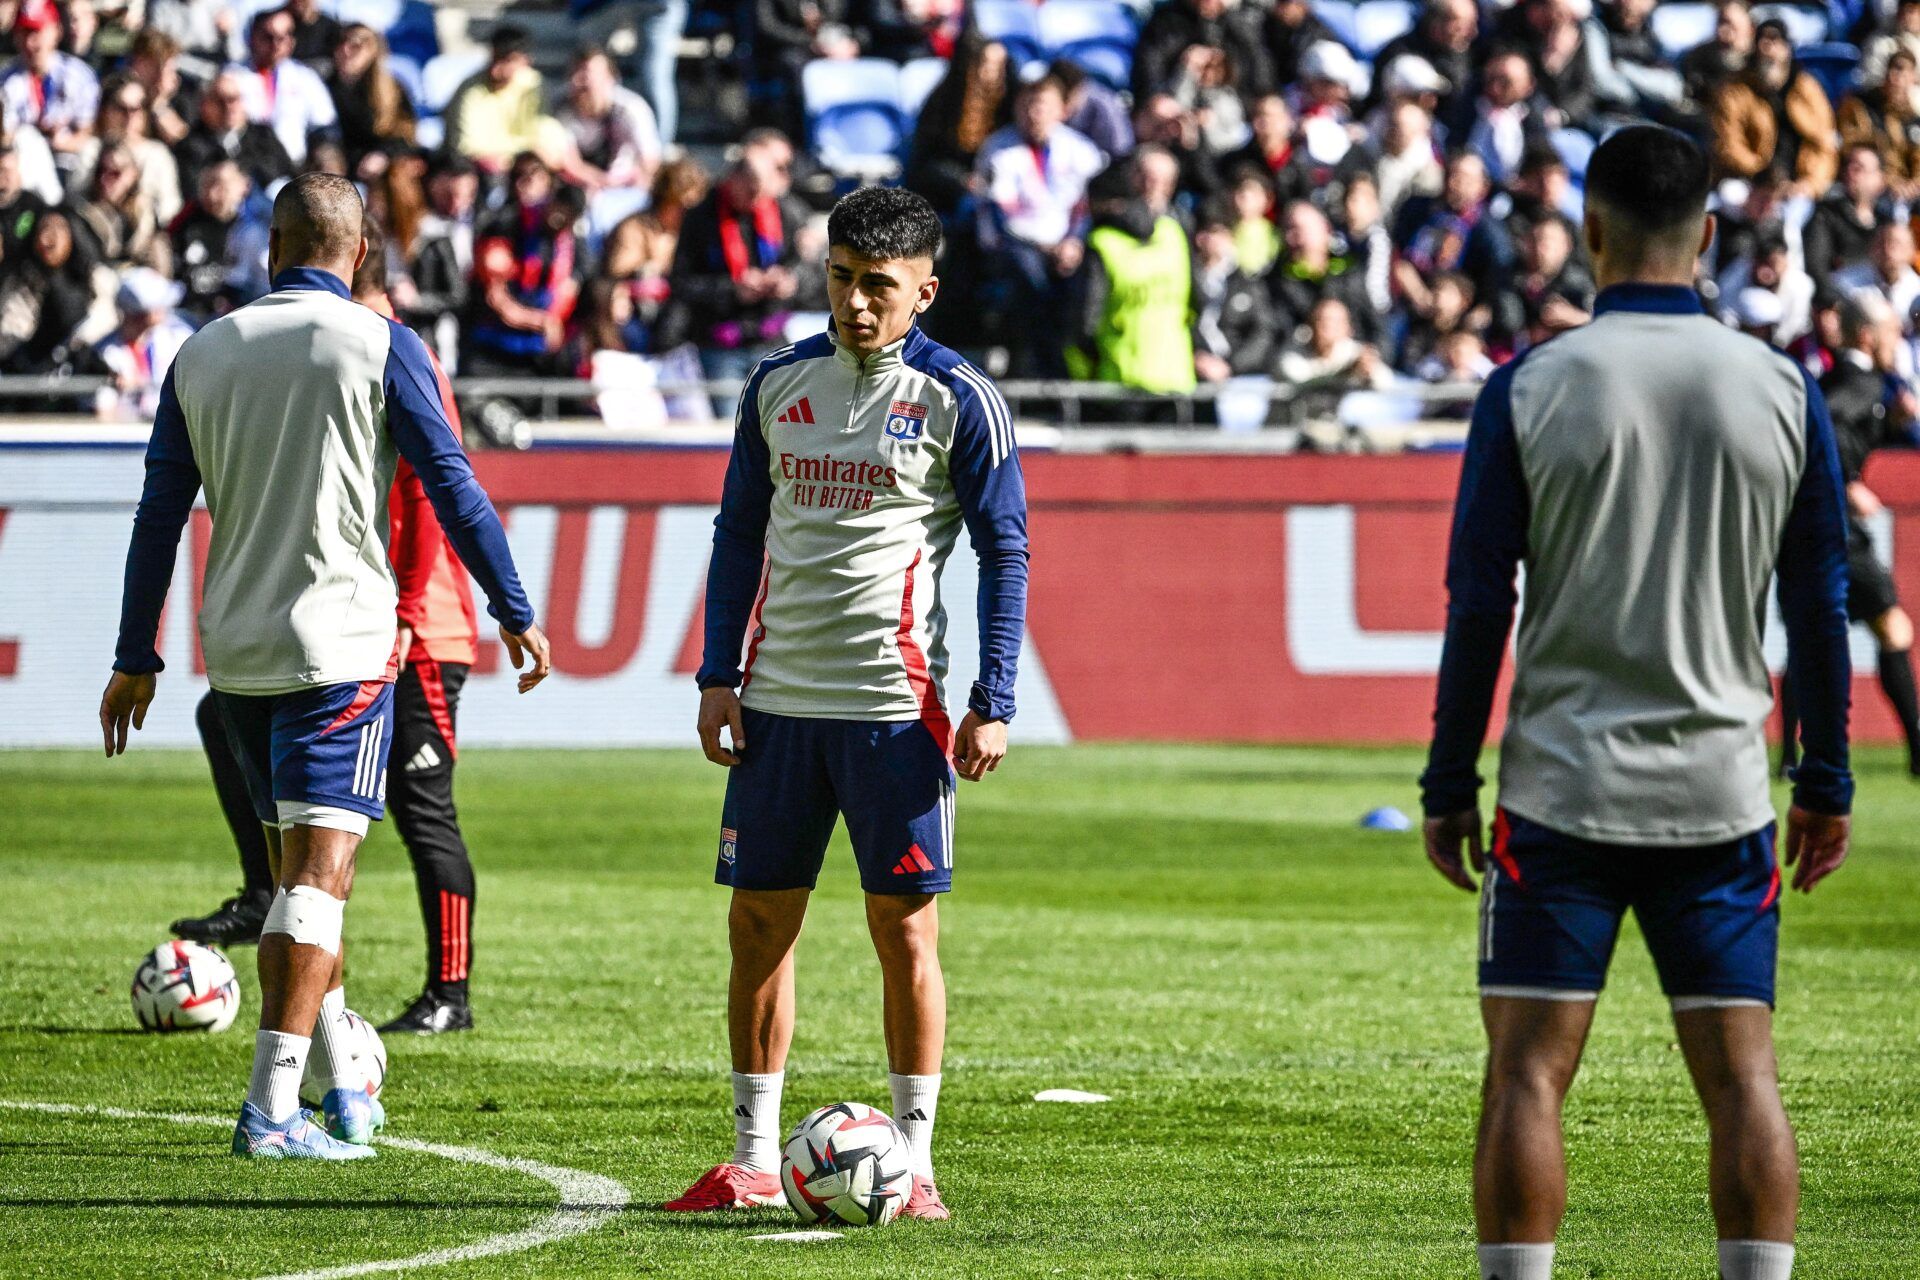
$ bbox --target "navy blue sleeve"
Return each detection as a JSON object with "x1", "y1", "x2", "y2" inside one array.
[
  {"x1": 696, "y1": 362, "x2": 776, "y2": 690},
  {"x1": 114, "y1": 366, "x2": 201, "y2": 675},
  {"x1": 1420, "y1": 359, "x2": 1530, "y2": 817},
  {"x1": 1778, "y1": 367, "x2": 1854, "y2": 815},
  {"x1": 382, "y1": 320, "x2": 535, "y2": 634},
  {"x1": 947, "y1": 366, "x2": 1030, "y2": 722}
]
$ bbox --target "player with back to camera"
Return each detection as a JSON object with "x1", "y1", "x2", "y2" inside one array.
[
  {"x1": 1421, "y1": 126, "x2": 1853, "y2": 1280},
  {"x1": 100, "y1": 174, "x2": 550, "y2": 1160},
  {"x1": 666, "y1": 186, "x2": 1030, "y2": 1221}
]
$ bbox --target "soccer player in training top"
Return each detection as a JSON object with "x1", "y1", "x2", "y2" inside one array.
[
  {"x1": 102, "y1": 175, "x2": 549, "y2": 1160},
  {"x1": 1421, "y1": 127, "x2": 1853, "y2": 1280},
  {"x1": 667, "y1": 186, "x2": 1029, "y2": 1220}
]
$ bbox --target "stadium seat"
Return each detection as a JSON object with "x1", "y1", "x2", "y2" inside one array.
[
  {"x1": 421, "y1": 50, "x2": 487, "y2": 115},
  {"x1": 974, "y1": 0, "x2": 1045, "y2": 68},
  {"x1": 803, "y1": 58, "x2": 906, "y2": 177},
  {"x1": 1550, "y1": 126, "x2": 1596, "y2": 179},
  {"x1": 414, "y1": 115, "x2": 444, "y2": 151},
  {"x1": 1038, "y1": 1, "x2": 1138, "y2": 89},
  {"x1": 1752, "y1": 1, "x2": 1830, "y2": 43},
  {"x1": 1648, "y1": 2, "x2": 1716, "y2": 59},
  {"x1": 1797, "y1": 40, "x2": 1862, "y2": 104},
  {"x1": 329, "y1": 0, "x2": 403, "y2": 33},
  {"x1": 384, "y1": 0, "x2": 440, "y2": 67},
  {"x1": 899, "y1": 56, "x2": 948, "y2": 118},
  {"x1": 1351, "y1": 0, "x2": 1416, "y2": 58},
  {"x1": 387, "y1": 54, "x2": 426, "y2": 113},
  {"x1": 1310, "y1": 0, "x2": 1363, "y2": 53},
  {"x1": 585, "y1": 187, "x2": 652, "y2": 258}
]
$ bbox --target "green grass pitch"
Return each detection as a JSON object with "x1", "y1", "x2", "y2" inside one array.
[{"x1": 1, "y1": 744, "x2": 1915, "y2": 1278}]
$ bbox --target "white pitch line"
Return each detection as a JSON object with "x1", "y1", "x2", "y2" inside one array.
[{"x1": 0, "y1": 1099, "x2": 630, "y2": 1280}]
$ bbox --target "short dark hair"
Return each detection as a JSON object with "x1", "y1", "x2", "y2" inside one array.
[
  {"x1": 271, "y1": 171, "x2": 364, "y2": 265},
  {"x1": 353, "y1": 213, "x2": 388, "y2": 296},
  {"x1": 1585, "y1": 125, "x2": 1709, "y2": 236},
  {"x1": 827, "y1": 186, "x2": 943, "y2": 263},
  {"x1": 489, "y1": 24, "x2": 530, "y2": 59},
  {"x1": 1196, "y1": 198, "x2": 1236, "y2": 233}
]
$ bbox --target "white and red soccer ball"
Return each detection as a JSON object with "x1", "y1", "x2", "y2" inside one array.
[
  {"x1": 131, "y1": 941, "x2": 240, "y2": 1033},
  {"x1": 780, "y1": 1102, "x2": 915, "y2": 1227},
  {"x1": 303, "y1": 1008, "x2": 388, "y2": 1101}
]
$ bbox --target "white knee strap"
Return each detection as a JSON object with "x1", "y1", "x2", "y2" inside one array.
[
  {"x1": 262, "y1": 885, "x2": 345, "y2": 954},
  {"x1": 276, "y1": 801, "x2": 369, "y2": 836}
]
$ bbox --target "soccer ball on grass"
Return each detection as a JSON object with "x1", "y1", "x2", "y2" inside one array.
[
  {"x1": 780, "y1": 1101, "x2": 914, "y2": 1227},
  {"x1": 304, "y1": 1007, "x2": 388, "y2": 1100},
  {"x1": 131, "y1": 941, "x2": 240, "y2": 1032}
]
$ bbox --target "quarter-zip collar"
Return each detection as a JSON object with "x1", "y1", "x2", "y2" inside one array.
[
  {"x1": 831, "y1": 323, "x2": 926, "y2": 372},
  {"x1": 271, "y1": 267, "x2": 352, "y2": 299}
]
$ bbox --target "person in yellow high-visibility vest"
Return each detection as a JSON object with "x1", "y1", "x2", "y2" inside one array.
[{"x1": 1067, "y1": 162, "x2": 1198, "y2": 396}]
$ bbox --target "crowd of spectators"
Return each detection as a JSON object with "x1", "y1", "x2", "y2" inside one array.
[{"x1": 11, "y1": 0, "x2": 1920, "y2": 428}]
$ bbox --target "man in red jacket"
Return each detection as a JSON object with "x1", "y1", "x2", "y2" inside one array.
[{"x1": 173, "y1": 220, "x2": 485, "y2": 1036}]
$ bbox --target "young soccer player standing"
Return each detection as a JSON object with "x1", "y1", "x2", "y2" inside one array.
[
  {"x1": 1421, "y1": 127, "x2": 1853, "y2": 1280},
  {"x1": 666, "y1": 186, "x2": 1029, "y2": 1220}
]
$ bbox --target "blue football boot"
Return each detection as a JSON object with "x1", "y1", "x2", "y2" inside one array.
[
  {"x1": 321, "y1": 1086, "x2": 385, "y2": 1145},
  {"x1": 230, "y1": 1101, "x2": 376, "y2": 1159}
]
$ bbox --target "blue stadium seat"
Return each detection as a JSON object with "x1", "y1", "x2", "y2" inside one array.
[
  {"x1": 1351, "y1": 0, "x2": 1415, "y2": 58},
  {"x1": 1550, "y1": 126, "x2": 1595, "y2": 179},
  {"x1": 1039, "y1": 1, "x2": 1138, "y2": 88},
  {"x1": 421, "y1": 50, "x2": 487, "y2": 115},
  {"x1": 388, "y1": 54, "x2": 426, "y2": 112},
  {"x1": 585, "y1": 187, "x2": 652, "y2": 258},
  {"x1": 385, "y1": 0, "x2": 440, "y2": 67},
  {"x1": 414, "y1": 116, "x2": 444, "y2": 151},
  {"x1": 1753, "y1": 2, "x2": 1830, "y2": 43},
  {"x1": 1310, "y1": 0, "x2": 1363, "y2": 53},
  {"x1": 1648, "y1": 2, "x2": 1716, "y2": 59},
  {"x1": 899, "y1": 56, "x2": 948, "y2": 117},
  {"x1": 974, "y1": 0, "x2": 1045, "y2": 68},
  {"x1": 329, "y1": 0, "x2": 403, "y2": 32},
  {"x1": 1797, "y1": 40, "x2": 1862, "y2": 104},
  {"x1": 803, "y1": 58, "x2": 906, "y2": 175}
]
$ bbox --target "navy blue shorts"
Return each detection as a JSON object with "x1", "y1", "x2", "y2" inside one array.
[
  {"x1": 717, "y1": 708, "x2": 955, "y2": 896},
  {"x1": 1478, "y1": 809, "x2": 1781, "y2": 1006},
  {"x1": 214, "y1": 680, "x2": 396, "y2": 826}
]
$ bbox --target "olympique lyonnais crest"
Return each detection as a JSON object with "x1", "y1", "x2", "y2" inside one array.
[
  {"x1": 884, "y1": 401, "x2": 928, "y2": 442},
  {"x1": 719, "y1": 828, "x2": 738, "y2": 865}
]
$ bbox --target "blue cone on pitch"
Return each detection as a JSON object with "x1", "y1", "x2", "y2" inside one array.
[{"x1": 1360, "y1": 806, "x2": 1412, "y2": 832}]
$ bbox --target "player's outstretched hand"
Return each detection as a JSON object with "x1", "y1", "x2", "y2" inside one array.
[
  {"x1": 1784, "y1": 805, "x2": 1851, "y2": 893},
  {"x1": 98, "y1": 671, "x2": 155, "y2": 758},
  {"x1": 953, "y1": 711, "x2": 1007, "y2": 782},
  {"x1": 500, "y1": 623, "x2": 552, "y2": 694},
  {"x1": 1423, "y1": 809, "x2": 1484, "y2": 893},
  {"x1": 698, "y1": 686, "x2": 746, "y2": 766}
]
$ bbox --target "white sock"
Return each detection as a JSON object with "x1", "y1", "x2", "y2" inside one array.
[
  {"x1": 1719, "y1": 1240, "x2": 1794, "y2": 1280},
  {"x1": 888, "y1": 1072, "x2": 941, "y2": 1179},
  {"x1": 1478, "y1": 1242, "x2": 1555, "y2": 1280},
  {"x1": 309, "y1": 987, "x2": 357, "y2": 1093},
  {"x1": 729, "y1": 1071, "x2": 783, "y2": 1173},
  {"x1": 248, "y1": 1030, "x2": 310, "y2": 1124}
]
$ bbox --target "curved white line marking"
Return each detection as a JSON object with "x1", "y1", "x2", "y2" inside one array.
[{"x1": 0, "y1": 1100, "x2": 630, "y2": 1280}]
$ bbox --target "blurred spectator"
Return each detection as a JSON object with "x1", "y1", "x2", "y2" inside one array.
[
  {"x1": 1135, "y1": 143, "x2": 1187, "y2": 228},
  {"x1": 1393, "y1": 150, "x2": 1513, "y2": 325},
  {"x1": 88, "y1": 266, "x2": 192, "y2": 419},
  {"x1": 1862, "y1": 0, "x2": 1920, "y2": 111},
  {"x1": 1416, "y1": 327, "x2": 1494, "y2": 383},
  {"x1": 667, "y1": 129, "x2": 812, "y2": 380},
  {"x1": 446, "y1": 25, "x2": 549, "y2": 176},
  {"x1": 1680, "y1": 0, "x2": 1754, "y2": 105},
  {"x1": 2, "y1": 0, "x2": 100, "y2": 174},
  {"x1": 1218, "y1": 92, "x2": 1313, "y2": 207},
  {"x1": 977, "y1": 73, "x2": 1104, "y2": 376},
  {"x1": 464, "y1": 151, "x2": 583, "y2": 376},
  {"x1": 1709, "y1": 17, "x2": 1837, "y2": 195},
  {"x1": 1713, "y1": 163, "x2": 1794, "y2": 275},
  {"x1": 1168, "y1": 43, "x2": 1252, "y2": 154},
  {"x1": 1191, "y1": 199, "x2": 1276, "y2": 382},
  {"x1": 570, "y1": 275, "x2": 637, "y2": 374},
  {"x1": 1499, "y1": 212, "x2": 1593, "y2": 350},
  {"x1": 578, "y1": 0, "x2": 686, "y2": 146},
  {"x1": 1491, "y1": 0, "x2": 1598, "y2": 130},
  {"x1": 602, "y1": 156, "x2": 709, "y2": 350},
  {"x1": 1804, "y1": 145, "x2": 1891, "y2": 278},
  {"x1": 229, "y1": 6, "x2": 338, "y2": 167},
  {"x1": 326, "y1": 23, "x2": 415, "y2": 175},
  {"x1": 1717, "y1": 232, "x2": 1813, "y2": 345},
  {"x1": 905, "y1": 33, "x2": 1010, "y2": 216},
  {"x1": 1342, "y1": 172, "x2": 1394, "y2": 318},
  {"x1": 0, "y1": 142, "x2": 49, "y2": 258},
  {"x1": 1277, "y1": 295, "x2": 1389, "y2": 387},
  {"x1": 405, "y1": 152, "x2": 481, "y2": 359},
  {"x1": 1055, "y1": 59, "x2": 1132, "y2": 159},
  {"x1": 1505, "y1": 144, "x2": 1581, "y2": 242},
  {"x1": 176, "y1": 68, "x2": 294, "y2": 193},
  {"x1": 1835, "y1": 219, "x2": 1920, "y2": 331},
  {"x1": 1226, "y1": 166, "x2": 1278, "y2": 274},
  {"x1": 1371, "y1": 0, "x2": 1478, "y2": 118},
  {"x1": 170, "y1": 157, "x2": 253, "y2": 319},
  {"x1": 1067, "y1": 162, "x2": 1196, "y2": 395},
  {"x1": 1839, "y1": 50, "x2": 1920, "y2": 202},
  {"x1": 71, "y1": 138, "x2": 169, "y2": 271},
  {"x1": 283, "y1": 0, "x2": 340, "y2": 69},
  {"x1": 145, "y1": 0, "x2": 238, "y2": 69},
  {"x1": 1261, "y1": 0, "x2": 1329, "y2": 90},
  {"x1": 1368, "y1": 53, "x2": 1449, "y2": 135},
  {"x1": 1271, "y1": 197, "x2": 1379, "y2": 340},
  {"x1": 0, "y1": 207, "x2": 109, "y2": 372},
  {"x1": 1135, "y1": 0, "x2": 1270, "y2": 102},
  {"x1": 555, "y1": 46, "x2": 661, "y2": 195},
  {"x1": 68, "y1": 74, "x2": 181, "y2": 224},
  {"x1": 1589, "y1": 0, "x2": 1686, "y2": 115},
  {"x1": 1726, "y1": 280, "x2": 1787, "y2": 342},
  {"x1": 1291, "y1": 41, "x2": 1362, "y2": 153},
  {"x1": 1397, "y1": 270, "x2": 1481, "y2": 370},
  {"x1": 755, "y1": 0, "x2": 862, "y2": 138},
  {"x1": 1134, "y1": 91, "x2": 1224, "y2": 201},
  {"x1": 867, "y1": 0, "x2": 965, "y2": 62},
  {"x1": 1455, "y1": 48, "x2": 1553, "y2": 188},
  {"x1": 125, "y1": 28, "x2": 191, "y2": 148},
  {"x1": 1369, "y1": 99, "x2": 1443, "y2": 219}
]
